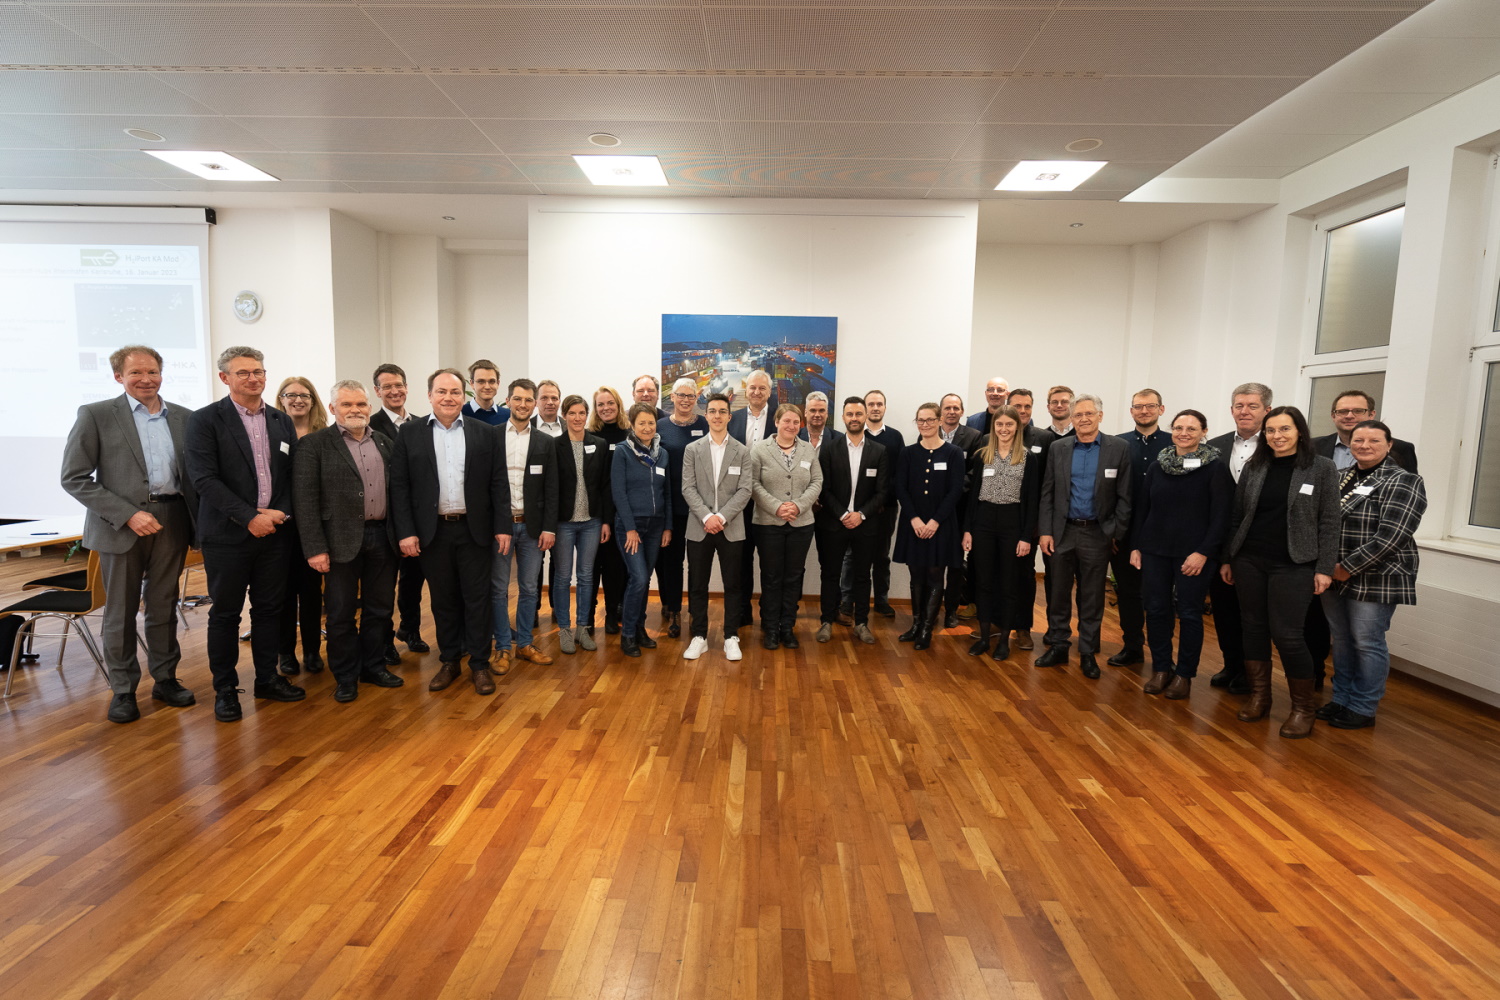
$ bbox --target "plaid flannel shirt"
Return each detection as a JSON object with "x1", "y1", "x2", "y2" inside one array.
[{"x1": 1333, "y1": 458, "x2": 1427, "y2": 605}]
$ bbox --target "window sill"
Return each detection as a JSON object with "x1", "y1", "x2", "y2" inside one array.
[{"x1": 1419, "y1": 537, "x2": 1500, "y2": 563}]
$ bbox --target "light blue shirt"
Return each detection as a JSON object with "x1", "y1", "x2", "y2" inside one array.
[
  {"x1": 431, "y1": 415, "x2": 467, "y2": 514},
  {"x1": 1332, "y1": 438, "x2": 1356, "y2": 471},
  {"x1": 129, "y1": 396, "x2": 179, "y2": 495}
]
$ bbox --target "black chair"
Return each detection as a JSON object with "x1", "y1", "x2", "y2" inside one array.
[{"x1": 2, "y1": 551, "x2": 109, "y2": 698}]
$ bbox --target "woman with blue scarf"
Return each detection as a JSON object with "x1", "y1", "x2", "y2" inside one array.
[
  {"x1": 1129, "y1": 409, "x2": 1233, "y2": 699},
  {"x1": 611, "y1": 403, "x2": 673, "y2": 656}
]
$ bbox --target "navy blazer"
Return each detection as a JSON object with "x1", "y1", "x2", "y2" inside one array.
[
  {"x1": 727, "y1": 404, "x2": 777, "y2": 447},
  {"x1": 388, "y1": 417, "x2": 509, "y2": 549},
  {"x1": 186, "y1": 395, "x2": 296, "y2": 545},
  {"x1": 498, "y1": 424, "x2": 559, "y2": 537},
  {"x1": 816, "y1": 434, "x2": 889, "y2": 527},
  {"x1": 1313, "y1": 432, "x2": 1418, "y2": 474}
]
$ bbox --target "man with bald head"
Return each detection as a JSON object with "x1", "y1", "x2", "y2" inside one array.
[{"x1": 966, "y1": 376, "x2": 1010, "y2": 434}]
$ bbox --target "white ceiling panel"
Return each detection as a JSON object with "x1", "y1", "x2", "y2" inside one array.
[
  {"x1": 0, "y1": 176, "x2": 172, "y2": 190},
  {"x1": 2, "y1": 113, "x2": 279, "y2": 151},
  {"x1": 152, "y1": 179, "x2": 362, "y2": 193},
  {"x1": 979, "y1": 76, "x2": 1306, "y2": 126},
  {"x1": 711, "y1": 77, "x2": 1006, "y2": 124},
  {"x1": 0, "y1": 7, "x2": 128, "y2": 63},
  {"x1": 235, "y1": 151, "x2": 529, "y2": 183},
  {"x1": 0, "y1": 70, "x2": 215, "y2": 115},
  {"x1": 722, "y1": 158, "x2": 948, "y2": 188},
  {"x1": 719, "y1": 121, "x2": 974, "y2": 160},
  {"x1": 230, "y1": 116, "x2": 499, "y2": 154},
  {"x1": 510, "y1": 154, "x2": 730, "y2": 186},
  {"x1": 532, "y1": 182, "x2": 738, "y2": 198},
  {"x1": 0, "y1": 118, "x2": 63, "y2": 149},
  {"x1": 0, "y1": 149, "x2": 152, "y2": 177},
  {"x1": 934, "y1": 159, "x2": 1176, "y2": 193},
  {"x1": 719, "y1": 186, "x2": 928, "y2": 200},
  {"x1": 432, "y1": 75, "x2": 718, "y2": 121},
  {"x1": 362, "y1": 8, "x2": 712, "y2": 69},
  {"x1": 1017, "y1": 11, "x2": 1417, "y2": 76},
  {"x1": 161, "y1": 72, "x2": 465, "y2": 118},
  {"x1": 1179, "y1": 130, "x2": 1365, "y2": 169},
  {"x1": 342, "y1": 181, "x2": 540, "y2": 195},
  {"x1": 469, "y1": 119, "x2": 725, "y2": 158},
  {"x1": 702, "y1": 9, "x2": 1050, "y2": 72},
  {"x1": 35, "y1": 6, "x2": 418, "y2": 67},
  {"x1": 955, "y1": 123, "x2": 1230, "y2": 163}
]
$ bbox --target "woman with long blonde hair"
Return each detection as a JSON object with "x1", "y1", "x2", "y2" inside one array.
[{"x1": 272, "y1": 376, "x2": 329, "y2": 675}]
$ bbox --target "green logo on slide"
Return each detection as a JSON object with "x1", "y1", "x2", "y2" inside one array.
[{"x1": 81, "y1": 249, "x2": 119, "y2": 266}]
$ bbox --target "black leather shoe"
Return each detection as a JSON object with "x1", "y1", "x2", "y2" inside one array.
[
  {"x1": 254, "y1": 676, "x2": 307, "y2": 702},
  {"x1": 665, "y1": 612, "x2": 681, "y2": 639},
  {"x1": 967, "y1": 637, "x2": 990, "y2": 656},
  {"x1": 1315, "y1": 701, "x2": 1347, "y2": 722},
  {"x1": 151, "y1": 679, "x2": 196, "y2": 707},
  {"x1": 943, "y1": 613, "x2": 959, "y2": 630},
  {"x1": 1106, "y1": 648, "x2": 1144, "y2": 667},
  {"x1": 874, "y1": 601, "x2": 896, "y2": 618},
  {"x1": 762, "y1": 632, "x2": 780, "y2": 650},
  {"x1": 1209, "y1": 667, "x2": 1241, "y2": 689},
  {"x1": 780, "y1": 629, "x2": 800, "y2": 650},
  {"x1": 1034, "y1": 645, "x2": 1069, "y2": 668},
  {"x1": 107, "y1": 692, "x2": 140, "y2": 723},
  {"x1": 303, "y1": 651, "x2": 324, "y2": 674},
  {"x1": 360, "y1": 667, "x2": 405, "y2": 688},
  {"x1": 637, "y1": 633, "x2": 657, "y2": 649},
  {"x1": 621, "y1": 634, "x2": 641, "y2": 657},
  {"x1": 396, "y1": 629, "x2": 431, "y2": 653},
  {"x1": 605, "y1": 620, "x2": 621, "y2": 636},
  {"x1": 1079, "y1": 654, "x2": 1101, "y2": 679},
  {"x1": 383, "y1": 644, "x2": 402, "y2": 666},
  {"x1": 991, "y1": 638, "x2": 1010, "y2": 662},
  {"x1": 1227, "y1": 675, "x2": 1252, "y2": 695},
  {"x1": 1329, "y1": 709, "x2": 1376, "y2": 729},
  {"x1": 214, "y1": 688, "x2": 243, "y2": 722},
  {"x1": 278, "y1": 653, "x2": 300, "y2": 676},
  {"x1": 334, "y1": 680, "x2": 359, "y2": 703}
]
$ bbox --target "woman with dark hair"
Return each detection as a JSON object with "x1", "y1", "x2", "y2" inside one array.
[
  {"x1": 588, "y1": 386, "x2": 630, "y2": 636},
  {"x1": 894, "y1": 402, "x2": 967, "y2": 650},
  {"x1": 748, "y1": 403, "x2": 822, "y2": 649},
  {"x1": 961, "y1": 404, "x2": 1041, "y2": 660},
  {"x1": 1318, "y1": 419, "x2": 1427, "y2": 729},
  {"x1": 610, "y1": 403, "x2": 672, "y2": 657},
  {"x1": 1221, "y1": 405, "x2": 1339, "y2": 738},
  {"x1": 552, "y1": 395, "x2": 612, "y2": 654},
  {"x1": 274, "y1": 376, "x2": 328, "y2": 676},
  {"x1": 1129, "y1": 409, "x2": 1233, "y2": 698}
]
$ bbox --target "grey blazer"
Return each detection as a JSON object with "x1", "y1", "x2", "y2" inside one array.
[
  {"x1": 1037, "y1": 434, "x2": 1133, "y2": 541},
  {"x1": 60, "y1": 394, "x2": 197, "y2": 554},
  {"x1": 747, "y1": 437, "x2": 823, "y2": 528},
  {"x1": 680, "y1": 434, "x2": 753, "y2": 542},
  {"x1": 1223, "y1": 455, "x2": 1340, "y2": 574}
]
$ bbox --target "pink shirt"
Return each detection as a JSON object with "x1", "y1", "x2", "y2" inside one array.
[{"x1": 232, "y1": 399, "x2": 274, "y2": 509}]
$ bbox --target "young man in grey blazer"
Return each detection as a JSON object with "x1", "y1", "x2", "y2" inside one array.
[
  {"x1": 679, "y1": 393, "x2": 753, "y2": 661},
  {"x1": 1036, "y1": 394, "x2": 1134, "y2": 678},
  {"x1": 60, "y1": 345, "x2": 198, "y2": 723}
]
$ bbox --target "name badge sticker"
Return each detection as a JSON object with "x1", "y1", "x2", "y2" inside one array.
[
  {"x1": 584, "y1": 444, "x2": 597, "y2": 454},
  {"x1": 1300, "y1": 483, "x2": 1315, "y2": 495},
  {"x1": 1030, "y1": 445, "x2": 1042, "y2": 453},
  {"x1": 691, "y1": 429, "x2": 704, "y2": 436},
  {"x1": 1183, "y1": 458, "x2": 1201, "y2": 469},
  {"x1": 934, "y1": 462, "x2": 948, "y2": 471},
  {"x1": 728, "y1": 466, "x2": 741, "y2": 475},
  {"x1": 865, "y1": 468, "x2": 878, "y2": 477},
  {"x1": 608, "y1": 443, "x2": 616, "y2": 450},
  {"x1": 983, "y1": 468, "x2": 996, "y2": 477},
  {"x1": 655, "y1": 466, "x2": 666, "y2": 477},
  {"x1": 1353, "y1": 485, "x2": 1375, "y2": 496},
  {"x1": 1104, "y1": 468, "x2": 1118, "y2": 479},
  {"x1": 279, "y1": 441, "x2": 290, "y2": 455},
  {"x1": 800, "y1": 460, "x2": 811, "y2": 469},
  {"x1": 529, "y1": 464, "x2": 543, "y2": 474}
]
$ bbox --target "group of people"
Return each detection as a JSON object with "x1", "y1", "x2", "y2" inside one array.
[{"x1": 60, "y1": 346, "x2": 1426, "y2": 740}]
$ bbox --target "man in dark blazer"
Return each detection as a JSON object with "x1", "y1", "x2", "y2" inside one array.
[
  {"x1": 965, "y1": 376, "x2": 1010, "y2": 433},
  {"x1": 815, "y1": 397, "x2": 889, "y2": 645},
  {"x1": 61, "y1": 344, "x2": 198, "y2": 723},
  {"x1": 1035, "y1": 394, "x2": 1133, "y2": 678},
  {"x1": 1107, "y1": 388, "x2": 1172, "y2": 668},
  {"x1": 186, "y1": 346, "x2": 304, "y2": 722},
  {"x1": 1006, "y1": 388, "x2": 1053, "y2": 649},
  {"x1": 370, "y1": 362, "x2": 430, "y2": 661},
  {"x1": 1312, "y1": 390, "x2": 1417, "y2": 473},
  {"x1": 493, "y1": 378, "x2": 559, "y2": 671},
  {"x1": 939, "y1": 394, "x2": 984, "y2": 455},
  {"x1": 938, "y1": 393, "x2": 983, "y2": 626},
  {"x1": 293, "y1": 379, "x2": 405, "y2": 703},
  {"x1": 389, "y1": 368, "x2": 510, "y2": 695},
  {"x1": 861, "y1": 388, "x2": 905, "y2": 617},
  {"x1": 798, "y1": 391, "x2": 843, "y2": 453},
  {"x1": 727, "y1": 369, "x2": 777, "y2": 629}
]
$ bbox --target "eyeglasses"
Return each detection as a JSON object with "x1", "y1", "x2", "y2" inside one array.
[
  {"x1": 228, "y1": 369, "x2": 266, "y2": 380},
  {"x1": 376, "y1": 381, "x2": 406, "y2": 391},
  {"x1": 1130, "y1": 403, "x2": 1162, "y2": 411},
  {"x1": 671, "y1": 392, "x2": 697, "y2": 400},
  {"x1": 1332, "y1": 407, "x2": 1371, "y2": 417},
  {"x1": 915, "y1": 417, "x2": 938, "y2": 425},
  {"x1": 280, "y1": 392, "x2": 311, "y2": 402}
]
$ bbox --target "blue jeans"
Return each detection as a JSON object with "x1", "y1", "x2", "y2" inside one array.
[
  {"x1": 552, "y1": 518, "x2": 601, "y2": 630},
  {"x1": 493, "y1": 523, "x2": 543, "y2": 650},
  {"x1": 617, "y1": 516, "x2": 664, "y2": 639},
  {"x1": 1320, "y1": 591, "x2": 1396, "y2": 716},
  {"x1": 1140, "y1": 552, "x2": 1213, "y2": 677}
]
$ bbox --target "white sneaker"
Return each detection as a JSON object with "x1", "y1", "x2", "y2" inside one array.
[
  {"x1": 723, "y1": 636, "x2": 742, "y2": 661},
  {"x1": 684, "y1": 636, "x2": 709, "y2": 660}
]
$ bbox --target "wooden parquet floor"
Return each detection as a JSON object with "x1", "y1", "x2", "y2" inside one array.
[{"x1": 2, "y1": 548, "x2": 1499, "y2": 1000}]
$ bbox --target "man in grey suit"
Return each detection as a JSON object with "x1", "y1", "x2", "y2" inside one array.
[
  {"x1": 679, "y1": 392, "x2": 753, "y2": 661},
  {"x1": 293, "y1": 380, "x2": 405, "y2": 703},
  {"x1": 61, "y1": 344, "x2": 198, "y2": 723},
  {"x1": 1035, "y1": 394, "x2": 1133, "y2": 678}
]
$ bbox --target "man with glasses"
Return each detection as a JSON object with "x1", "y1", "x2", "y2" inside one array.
[
  {"x1": 186, "y1": 346, "x2": 305, "y2": 722},
  {"x1": 1107, "y1": 388, "x2": 1172, "y2": 668},
  {"x1": 370, "y1": 363, "x2": 430, "y2": 661},
  {"x1": 1045, "y1": 385, "x2": 1077, "y2": 439},
  {"x1": 657, "y1": 377, "x2": 710, "y2": 639},
  {"x1": 462, "y1": 359, "x2": 510, "y2": 426}
]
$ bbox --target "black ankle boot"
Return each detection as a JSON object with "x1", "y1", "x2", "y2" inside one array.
[{"x1": 912, "y1": 581, "x2": 944, "y2": 651}]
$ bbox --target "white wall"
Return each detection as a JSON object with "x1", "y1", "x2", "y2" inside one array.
[
  {"x1": 454, "y1": 252, "x2": 528, "y2": 380},
  {"x1": 329, "y1": 209, "x2": 382, "y2": 391}
]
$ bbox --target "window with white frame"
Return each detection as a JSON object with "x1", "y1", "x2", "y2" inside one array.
[
  {"x1": 1452, "y1": 153, "x2": 1500, "y2": 543},
  {"x1": 1469, "y1": 355, "x2": 1500, "y2": 531}
]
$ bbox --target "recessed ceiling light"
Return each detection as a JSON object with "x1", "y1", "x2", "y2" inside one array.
[
  {"x1": 442, "y1": 216, "x2": 456, "y2": 221},
  {"x1": 142, "y1": 150, "x2": 278, "y2": 182},
  {"x1": 1069, "y1": 222, "x2": 1085, "y2": 228},
  {"x1": 1065, "y1": 138, "x2": 1103, "y2": 153},
  {"x1": 995, "y1": 160, "x2": 1107, "y2": 192},
  {"x1": 572, "y1": 154, "x2": 668, "y2": 187},
  {"x1": 588, "y1": 133, "x2": 622, "y2": 147},
  {"x1": 125, "y1": 128, "x2": 165, "y2": 142}
]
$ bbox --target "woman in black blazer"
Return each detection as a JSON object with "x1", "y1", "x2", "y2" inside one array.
[
  {"x1": 1129, "y1": 409, "x2": 1233, "y2": 699},
  {"x1": 552, "y1": 395, "x2": 613, "y2": 655},
  {"x1": 586, "y1": 386, "x2": 631, "y2": 636},
  {"x1": 1220, "y1": 405, "x2": 1339, "y2": 739},
  {"x1": 893, "y1": 403, "x2": 967, "y2": 650},
  {"x1": 961, "y1": 405, "x2": 1041, "y2": 661}
]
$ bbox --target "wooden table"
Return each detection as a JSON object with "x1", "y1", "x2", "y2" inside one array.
[{"x1": 0, "y1": 516, "x2": 85, "y2": 559}]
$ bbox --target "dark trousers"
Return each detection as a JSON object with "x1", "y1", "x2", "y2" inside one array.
[
  {"x1": 1043, "y1": 522, "x2": 1110, "y2": 654},
  {"x1": 687, "y1": 533, "x2": 744, "y2": 639},
  {"x1": 393, "y1": 553, "x2": 425, "y2": 637},
  {"x1": 735, "y1": 516, "x2": 761, "y2": 628},
  {"x1": 942, "y1": 562, "x2": 964, "y2": 617},
  {"x1": 758, "y1": 522, "x2": 814, "y2": 633},
  {"x1": 323, "y1": 521, "x2": 398, "y2": 684},
  {"x1": 654, "y1": 514, "x2": 690, "y2": 617},
  {"x1": 970, "y1": 502, "x2": 1025, "y2": 630},
  {"x1": 590, "y1": 536, "x2": 626, "y2": 628},
  {"x1": 618, "y1": 516, "x2": 664, "y2": 639},
  {"x1": 819, "y1": 520, "x2": 875, "y2": 625},
  {"x1": 1108, "y1": 532, "x2": 1145, "y2": 651},
  {"x1": 418, "y1": 519, "x2": 492, "y2": 665},
  {"x1": 1209, "y1": 571, "x2": 1245, "y2": 673},
  {"x1": 1140, "y1": 553, "x2": 1213, "y2": 677},
  {"x1": 1304, "y1": 597, "x2": 1331, "y2": 672},
  {"x1": 870, "y1": 505, "x2": 898, "y2": 603},
  {"x1": 1231, "y1": 553, "x2": 1316, "y2": 679},
  {"x1": 1015, "y1": 547, "x2": 1047, "y2": 632},
  {"x1": 203, "y1": 532, "x2": 289, "y2": 693},
  {"x1": 280, "y1": 521, "x2": 323, "y2": 658}
]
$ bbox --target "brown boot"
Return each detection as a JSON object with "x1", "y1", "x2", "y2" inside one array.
[
  {"x1": 1236, "y1": 659, "x2": 1272, "y2": 722},
  {"x1": 1163, "y1": 675, "x2": 1192, "y2": 700},
  {"x1": 1142, "y1": 670, "x2": 1172, "y2": 695},
  {"x1": 1279, "y1": 676, "x2": 1318, "y2": 739},
  {"x1": 428, "y1": 659, "x2": 462, "y2": 692}
]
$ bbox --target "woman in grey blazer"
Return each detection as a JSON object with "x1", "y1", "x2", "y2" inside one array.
[
  {"x1": 1220, "y1": 405, "x2": 1339, "y2": 739},
  {"x1": 747, "y1": 404, "x2": 824, "y2": 649}
]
